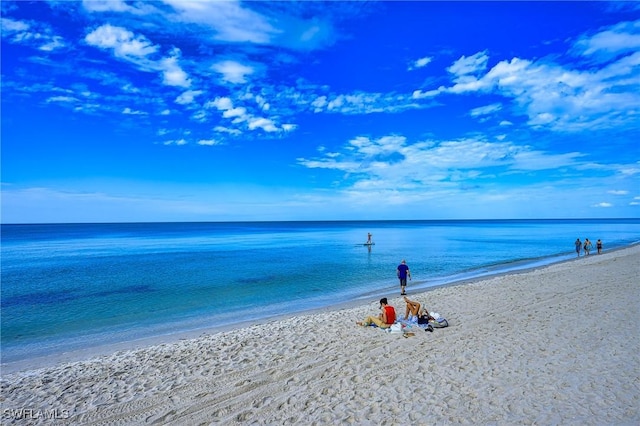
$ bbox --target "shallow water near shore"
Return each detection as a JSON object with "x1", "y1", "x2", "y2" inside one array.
[{"x1": 2, "y1": 219, "x2": 639, "y2": 365}]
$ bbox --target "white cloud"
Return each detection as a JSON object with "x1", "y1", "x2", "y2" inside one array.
[
  {"x1": 212, "y1": 60, "x2": 254, "y2": 84},
  {"x1": 298, "y1": 133, "x2": 589, "y2": 194},
  {"x1": 214, "y1": 126, "x2": 242, "y2": 135},
  {"x1": 122, "y1": 107, "x2": 146, "y2": 115},
  {"x1": 1, "y1": 17, "x2": 29, "y2": 33},
  {"x1": 308, "y1": 92, "x2": 420, "y2": 115},
  {"x1": 433, "y1": 42, "x2": 640, "y2": 132},
  {"x1": 608, "y1": 190, "x2": 629, "y2": 195},
  {"x1": 85, "y1": 24, "x2": 158, "y2": 59},
  {"x1": 574, "y1": 20, "x2": 640, "y2": 61},
  {"x1": 191, "y1": 111, "x2": 207, "y2": 122},
  {"x1": 197, "y1": 139, "x2": 221, "y2": 146},
  {"x1": 46, "y1": 96, "x2": 79, "y2": 104},
  {"x1": 447, "y1": 51, "x2": 490, "y2": 80},
  {"x1": 163, "y1": 139, "x2": 188, "y2": 146},
  {"x1": 248, "y1": 117, "x2": 278, "y2": 132},
  {"x1": 1, "y1": 17, "x2": 66, "y2": 51},
  {"x1": 470, "y1": 103, "x2": 502, "y2": 117},
  {"x1": 412, "y1": 88, "x2": 444, "y2": 99},
  {"x1": 85, "y1": 24, "x2": 191, "y2": 88},
  {"x1": 164, "y1": 0, "x2": 278, "y2": 44},
  {"x1": 593, "y1": 202, "x2": 613, "y2": 208},
  {"x1": 207, "y1": 97, "x2": 234, "y2": 111},
  {"x1": 409, "y1": 56, "x2": 432, "y2": 70},
  {"x1": 224, "y1": 107, "x2": 248, "y2": 120},
  {"x1": 160, "y1": 51, "x2": 191, "y2": 88},
  {"x1": 175, "y1": 90, "x2": 203, "y2": 105},
  {"x1": 82, "y1": 0, "x2": 136, "y2": 13}
]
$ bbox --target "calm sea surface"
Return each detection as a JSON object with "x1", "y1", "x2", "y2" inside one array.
[{"x1": 2, "y1": 219, "x2": 639, "y2": 364}]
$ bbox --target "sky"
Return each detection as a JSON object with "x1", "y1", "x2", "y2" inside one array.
[{"x1": 1, "y1": 0, "x2": 639, "y2": 223}]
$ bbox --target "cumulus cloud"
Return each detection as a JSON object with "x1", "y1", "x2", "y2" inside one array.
[
  {"x1": 163, "y1": 139, "x2": 187, "y2": 146},
  {"x1": 434, "y1": 45, "x2": 640, "y2": 132},
  {"x1": 85, "y1": 24, "x2": 190, "y2": 87},
  {"x1": 1, "y1": 17, "x2": 66, "y2": 51},
  {"x1": 573, "y1": 19, "x2": 640, "y2": 61},
  {"x1": 248, "y1": 117, "x2": 278, "y2": 132},
  {"x1": 298, "y1": 133, "x2": 588, "y2": 194},
  {"x1": 85, "y1": 24, "x2": 158, "y2": 59},
  {"x1": 122, "y1": 107, "x2": 146, "y2": 115},
  {"x1": 448, "y1": 51, "x2": 490, "y2": 81},
  {"x1": 160, "y1": 51, "x2": 191, "y2": 88},
  {"x1": 305, "y1": 92, "x2": 420, "y2": 115},
  {"x1": 405, "y1": 21, "x2": 640, "y2": 134},
  {"x1": 214, "y1": 126, "x2": 242, "y2": 136},
  {"x1": 205, "y1": 96, "x2": 293, "y2": 134},
  {"x1": 175, "y1": 90, "x2": 203, "y2": 105},
  {"x1": 409, "y1": 56, "x2": 432, "y2": 70},
  {"x1": 1, "y1": 17, "x2": 30, "y2": 33},
  {"x1": 212, "y1": 60, "x2": 255, "y2": 84},
  {"x1": 197, "y1": 139, "x2": 222, "y2": 146},
  {"x1": 83, "y1": 0, "x2": 135, "y2": 13},
  {"x1": 163, "y1": 0, "x2": 278, "y2": 44}
]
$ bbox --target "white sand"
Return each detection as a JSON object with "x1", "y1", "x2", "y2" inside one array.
[{"x1": 1, "y1": 245, "x2": 639, "y2": 425}]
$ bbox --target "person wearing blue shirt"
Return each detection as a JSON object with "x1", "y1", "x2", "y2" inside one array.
[{"x1": 397, "y1": 259, "x2": 411, "y2": 295}]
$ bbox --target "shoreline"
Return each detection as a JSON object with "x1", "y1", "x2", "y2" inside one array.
[
  {"x1": 2, "y1": 243, "x2": 637, "y2": 375},
  {"x1": 1, "y1": 244, "x2": 638, "y2": 424}
]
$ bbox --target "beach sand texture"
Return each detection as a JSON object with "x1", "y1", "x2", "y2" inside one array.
[{"x1": 2, "y1": 245, "x2": 639, "y2": 425}]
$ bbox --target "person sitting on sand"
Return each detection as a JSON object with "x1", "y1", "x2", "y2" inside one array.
[
  {"x1": 403, "y1": 296, "x2": 422, "y2": 320},
  {"x1": 356, "y1": 297, "x2": 396, "y2": 328}
]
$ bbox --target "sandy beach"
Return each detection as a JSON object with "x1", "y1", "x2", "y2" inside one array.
[{"x1": 1, "y1": 245, "x2": 639, "y2": 425}]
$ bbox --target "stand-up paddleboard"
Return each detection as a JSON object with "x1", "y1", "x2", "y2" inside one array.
[{"x1": 363, "y1": 242, "x2": 375, "y2": 246}]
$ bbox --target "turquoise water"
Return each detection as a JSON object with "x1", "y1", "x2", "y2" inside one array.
[{"x1": 2, "y1": 219, "x2": 639, "y2": 363}]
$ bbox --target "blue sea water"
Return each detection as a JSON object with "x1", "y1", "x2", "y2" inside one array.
[{"x1": 2, "y1": 219, "x2": 639, "y2": 365}]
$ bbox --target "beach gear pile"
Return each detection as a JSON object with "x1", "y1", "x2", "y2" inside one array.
[{"x1": 384, "y1": 313, "x2": 449, "y2": 335}]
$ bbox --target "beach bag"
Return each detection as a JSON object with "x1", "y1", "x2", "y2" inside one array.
[
  {"x1": 431, "y1": 317, "x2": 449, "y2": 328},
  {"x1": 389, "y1": 323, "x2": 403, "y2": 333},
  {"x1": 428, "y1": 313, "x2": 449, "y2": 328},
  {"x1": 417, "y1": 315, "x2": 430, "y2": 325}
]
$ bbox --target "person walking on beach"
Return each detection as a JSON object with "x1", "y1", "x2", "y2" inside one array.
[
  {"x1": 397, "y1": 259, "x2": 411, "y2": 295},
  {"x1": 584, "y1": 238, "x2": 593, "y2": 256},
  {"x1": 597, "y1": 239, "x2": 603, "y2": 254},
  {"x1": 356, "y1": 298, "x2": 396, "y2": 328},
  {"x1": 575, "y1": 238, "x2": 582, "y2": 257}
]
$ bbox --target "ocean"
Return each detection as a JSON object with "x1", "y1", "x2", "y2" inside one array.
[{"x1": 2, "y1": 219, "x2": 639, "y2": 365}]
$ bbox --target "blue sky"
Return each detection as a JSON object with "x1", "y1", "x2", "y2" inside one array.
[{"x1": 2, "y1": 1, "x2": 639, "y2": 223}]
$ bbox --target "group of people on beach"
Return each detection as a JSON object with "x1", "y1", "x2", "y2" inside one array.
[
  {"x1": 355, "y1": 251, "x2": 443, "y2": 332},
  {"x1": 575, "y1": 238, "x2": 603, "y2": 256},
  {"x1": 356, "y1": 296, "x2": 440, "y2": 332}
]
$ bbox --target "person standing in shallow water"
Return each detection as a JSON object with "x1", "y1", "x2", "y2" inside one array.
[
  {"x1": 575, "y1": 238, "x2": 582, "y2": 257},
  {"x1": 597, "y1": 239, "x2": 603, "y2": 254},
  {"x1": 584, "y1": 238, "x2": 593, "y2": 256},
  {"x1": 397, "y1": 259, "x2": 411, "y2": 295}
]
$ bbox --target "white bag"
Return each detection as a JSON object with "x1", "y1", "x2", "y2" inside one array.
[{"x1": 389, "y1": 323, "x2": 403, "y2": 333}]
